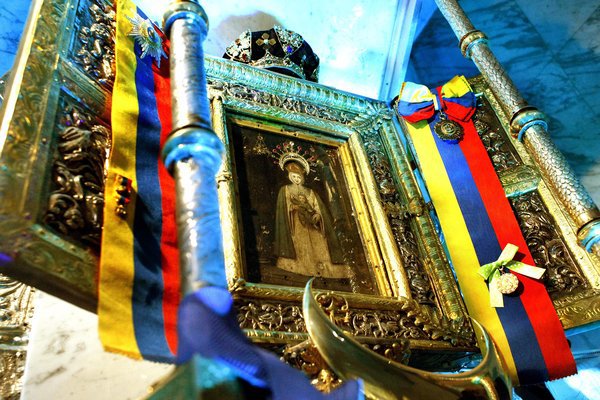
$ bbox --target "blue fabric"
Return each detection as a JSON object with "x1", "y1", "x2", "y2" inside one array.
[
  {"x1": 132, "y1": 14, "x2": 172, "y2": 362},
  {"x1": 0, "y1": 253, "x2": 11, "y2": 267},
  {"x1": 397, "y1": 100, "x2": 433, "y2": 117},
  {"x1": 443, "y1": 93, "x2": 476, "y2": 109},
  {"x1": 177, "y1": 289, "x2": 361, "y2": 399}
]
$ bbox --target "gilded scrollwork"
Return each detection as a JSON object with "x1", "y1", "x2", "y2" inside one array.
[
  {"x1": 238, "y1": 301, "x2": 306, "y2": 333},
  {"x1": 0, "y1": 350, "x2": 27, "y2": 400},
  {"x1": 279, "y1": 341, "x2": 410, "y2": 393},
  {"x1": 44, "y1": 104, "x2": 110, "y2": 250},
  {"x1": 510, "y1": 192, "x2": 587, "y2": 296},
  {"x1": 472, "y1": 97, "x2": 521, "y2": 173},
  {"x1": 208, "y1": 80, "x2": 356, "y2": 124},
  {"x1": 205, "y1": 56, "x2": 372, "y2": 116},
  {"x1": 356, "y1": 111, "x2": 436, "y2": 306},
  {"x1": 264, "y1": 336, "x2": 411, "y2": 393},
  {"x1": 71, "y1": 0, "x2": 116, "y2": 86},
  {"x1": 235, "y1": 291, "x2": 474, "y2": 347}
]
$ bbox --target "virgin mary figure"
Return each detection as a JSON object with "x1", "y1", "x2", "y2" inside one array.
[{"x1": 273, "y1": 158, "x2": 349, "y2": 278}]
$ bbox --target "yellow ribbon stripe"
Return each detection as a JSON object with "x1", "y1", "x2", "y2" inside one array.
[
  {"x1": 98, "y1": 0, "x2": 141, "y2": 359},
  {"x1": 404, "y1": 120, "x2": 518, "y2": 379}
]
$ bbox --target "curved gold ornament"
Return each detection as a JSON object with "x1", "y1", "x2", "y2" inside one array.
[{"x1": 303, "y1": 280, "x2": 512, "y2": 400}]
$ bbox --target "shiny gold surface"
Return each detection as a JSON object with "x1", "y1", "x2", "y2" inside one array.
[
  {"x1": 303, "y1": 280, "x2": 512, "y2": 400},
  {"x1": 0, "y1": 275, "x2": 35, "y2": 400},
  {"x1": 498, "y1": 165, "x2": 541, "y2": 198},
  {"x1": 0, "y1": 0, "x2": 108, "y2": 311},
  {"x1": 509, "y1": 108, "x2": 548, "y2": 138}
]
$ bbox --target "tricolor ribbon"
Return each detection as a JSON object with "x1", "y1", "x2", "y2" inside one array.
[
  {"x1": 478, "y1": 244, "x2": 546, "y2": 307},
  {"x1": 397, "y1": 76, "x2": 476, "y2": 125},
  {"x1": 99, "y1": 0, "x2": 180, "y2": 362},
  {"x1": 396, "y1": 75, "x2": 576, "y2": 384}
]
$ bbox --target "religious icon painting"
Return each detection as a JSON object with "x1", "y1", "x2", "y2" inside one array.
[{"x1": 226, "y1": 118, "x2": 378, "y2": 294}]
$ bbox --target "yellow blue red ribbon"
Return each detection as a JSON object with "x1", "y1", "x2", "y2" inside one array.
[
  {"x1": 397, "y1": 76, "x2": 576, "y2": 385},
  {"x1": 99, "y1": 0, "x2": 179, "y2": 362}
]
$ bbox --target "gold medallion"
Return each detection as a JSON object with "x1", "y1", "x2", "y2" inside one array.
[{"x1": 434, "y1": 114, "x2": 464, "y2": 142}]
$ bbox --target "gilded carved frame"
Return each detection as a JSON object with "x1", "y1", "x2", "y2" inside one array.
[
  {"x1": 0, "y1": 0, "x2": 112, "y2": 310},
  {"x1": 0, "y1": 0, "x2": 476, "y2": 358},
  {"x1": 205, "y1": 61, "x2": 475, "y2": 355}
]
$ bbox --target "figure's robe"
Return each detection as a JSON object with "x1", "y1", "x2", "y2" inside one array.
[{"x1": 273, "y1": 184, "x2": 347, "y2": 278}]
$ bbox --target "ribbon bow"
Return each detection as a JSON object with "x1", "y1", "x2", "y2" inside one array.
[
  {"x1": 396, "y1": 75, "x2": 477, "y2": 124},
  {"x1": 478, "y1": 243, "x2": 545, "y2": 307}
]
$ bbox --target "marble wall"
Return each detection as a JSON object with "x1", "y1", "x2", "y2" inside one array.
[
  {"x1": 0, "y1": 2, "x2": 32, "y2": 78},
  {"x1": 21, "y1": 293, "x2": 173, "y2": 400},
  {"x1": 409, "y1": 0, "x2": 600, "y2": 205},
  {"x1": 135, "y1": 0, "x2": 418, "y2": 100}
]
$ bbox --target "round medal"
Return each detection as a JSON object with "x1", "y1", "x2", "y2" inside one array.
[
  {"x1": 496, "y1": 272, "x2": 519, "y2": 295},
  {"x1": 434, "y1": 116, "x2": 464, "y2": 142}
]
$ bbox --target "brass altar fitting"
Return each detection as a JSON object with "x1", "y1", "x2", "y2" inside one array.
[
  {"x1": 163, "y1": 0, "x2": 209, "y2": 36},
  {"x1": 510, "y1": 108, "x2": 548, "y2": 141},
  {"x1": 459, "y1": 30, "x2": 488, "y2": 58},
  {"x1": 577, "y1": 219, "x2": 600, "y2": 256}
]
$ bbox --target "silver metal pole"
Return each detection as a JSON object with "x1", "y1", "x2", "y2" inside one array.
[
  {"x1": 434, "y1": 0, "x2": 600, "y2": 255},
  {"x1": 162, "y1": 0, "x2": 227, "y2": 294}
]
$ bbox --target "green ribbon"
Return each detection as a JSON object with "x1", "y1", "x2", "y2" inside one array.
[{"x1": 478, "y1": 244, "x2": 545, "y2": 307}]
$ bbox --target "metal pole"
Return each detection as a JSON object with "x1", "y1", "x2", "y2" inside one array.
[
  {"x1": 434, "y1": 0, "x2": 600, "y2": 255},
  {"x1": 162, "y1": 0, "x2": 227, "y2": 295}
]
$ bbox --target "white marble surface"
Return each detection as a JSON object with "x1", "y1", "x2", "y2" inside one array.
[
  {"x1": 21, "y1": 292, "x2": 173, "y2": 400},
  {"x1": 0, "y1": 1, "x2": 32, "y2": 77}
]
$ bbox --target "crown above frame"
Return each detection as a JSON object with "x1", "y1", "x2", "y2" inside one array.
[{"x1": 223, "y1": 26, "x2": 320, "y2": 82}]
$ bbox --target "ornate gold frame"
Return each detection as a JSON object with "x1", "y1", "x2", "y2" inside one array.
[
  {"x1": 216, "y1": 115, "x2": 393, "y2": 297},
  {"x1": 0, "y1": 0, "x2": 475, "y2": 358},
  {"x1": 205, "y1": 61, "x2": 475, "y2": 356},
  {"x1": 0, "y1": 0, "x2": 112, "y2": 310}
]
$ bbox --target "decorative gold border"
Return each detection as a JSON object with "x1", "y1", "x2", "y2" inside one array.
[
  {"x1": 220, "y1": 114, "x2": 392, "y2": 297},
  {"x1": 0, "y1": 0, "x2": 112, "y2": 311}
]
